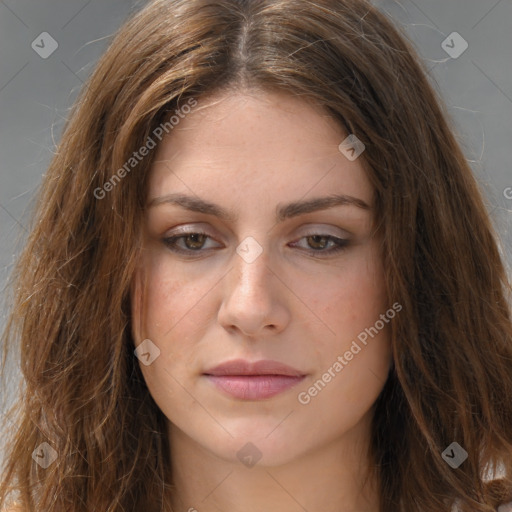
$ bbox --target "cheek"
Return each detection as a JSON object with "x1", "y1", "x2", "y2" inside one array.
[
  {"x1": 302, "y1": 246, "x2": 391, "y2": 379},
  {"x1": 305, "y1": 248, "x2": 387, "y2": 338},
  {"x1": 131, "y1": 251, "x2": 177, "y2": 341},
  {"x1": 130, "y1": 251, "x2": 217, "y2": 345}
]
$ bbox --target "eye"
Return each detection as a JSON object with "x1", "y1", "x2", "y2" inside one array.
[
  {"x1": 290, "y1": 234, "x2": 350, "y2": 255},
  {"x1": 161, "y1": 231, "x2": 350, "y2": 257},
  {"x1": 162, "y1": 231, "x2": 222, "y2": 253}
]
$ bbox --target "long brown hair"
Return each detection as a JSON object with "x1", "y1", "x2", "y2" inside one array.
[{"x1": 1, "y1": 0, "x2": 511, "y2": 510}]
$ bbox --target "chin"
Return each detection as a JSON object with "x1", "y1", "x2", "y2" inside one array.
[{"x1": 204, "y1": 427, "x2": 309, "y2": 468}]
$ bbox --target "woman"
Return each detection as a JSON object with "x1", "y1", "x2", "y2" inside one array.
[{"x1": 1, "y1": 0, "x2": 511, "y2": 511}]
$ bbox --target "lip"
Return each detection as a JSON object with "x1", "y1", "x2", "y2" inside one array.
[
  {"x1": 203, "y1": 359, "x2": 307, "y2": 400},
  {"x1": 204, "y1": 359, "x2": 305, "y2": 377}
]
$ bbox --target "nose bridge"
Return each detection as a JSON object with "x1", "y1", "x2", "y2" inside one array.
[
  {"x1": 217, "y1": 236, "x2": 289, "y2": 336},
  {"x1": 231, "y1": 240, "x2": 272, "y2": 299}
]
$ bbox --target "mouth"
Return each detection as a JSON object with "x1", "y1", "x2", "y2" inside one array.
[{"x1": 203, "y1": 359, "x2": 307, "y2": 400}]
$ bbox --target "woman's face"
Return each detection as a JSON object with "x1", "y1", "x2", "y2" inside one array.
[{"x1": 131, "y1": 90, "x2": 393, "y2": 467}]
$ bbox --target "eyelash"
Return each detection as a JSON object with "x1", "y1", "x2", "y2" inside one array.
[{"x1": 162, "y1": 231, "x2": 350, "y2": 257}]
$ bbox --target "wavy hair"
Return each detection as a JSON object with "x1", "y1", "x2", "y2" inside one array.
[{"x1": 1, "y1": 0, "x2": 511, "y2": 510}]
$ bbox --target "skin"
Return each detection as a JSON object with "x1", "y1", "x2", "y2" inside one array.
[{"x1": 131, "y1": 90, "x2": 393, "y2": 512}]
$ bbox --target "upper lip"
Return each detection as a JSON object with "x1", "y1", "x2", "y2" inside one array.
[{"x1": 203, "y1": 359, "x2": 305, "y2": 377}]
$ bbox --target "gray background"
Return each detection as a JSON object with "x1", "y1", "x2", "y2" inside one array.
[{"x1": 1, "y1": 0, "x2": 511, "y2": 460}]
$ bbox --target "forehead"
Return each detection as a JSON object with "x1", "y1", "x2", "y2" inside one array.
[{"x1": 147, "y1": 91, "x2": 373, "y2": 210}]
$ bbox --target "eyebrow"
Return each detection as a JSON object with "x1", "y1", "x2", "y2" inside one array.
[{"x1": 148, "y1": 192, "x2": 370, "y2": 223}]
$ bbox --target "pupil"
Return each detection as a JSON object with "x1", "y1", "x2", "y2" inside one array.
[
  {"x1": 309, "y1": 235, "x2": 327, "y2": 249},
  {"x1": 186, "y1": 234, "x2": 205, "y2": 249}
]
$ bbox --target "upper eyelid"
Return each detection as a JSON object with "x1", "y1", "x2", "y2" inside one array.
[
  {"x1": 164, "y1": 230, "x2": 350, "y2": 248},
  {"x1": 165, "y1": 223, "x2": 352, "y2": 237},
  {"x1": 164, "y1": 233, "x2": 349, "y2": 259}
]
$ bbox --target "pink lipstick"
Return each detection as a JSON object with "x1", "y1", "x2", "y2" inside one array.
[{"x1": 203, "y1": 359, "x2": 306, "y2": 400}]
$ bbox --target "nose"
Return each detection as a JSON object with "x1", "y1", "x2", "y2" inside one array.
[{"x1": 217, "y1": 245, "x2": 290, "y2": 337}]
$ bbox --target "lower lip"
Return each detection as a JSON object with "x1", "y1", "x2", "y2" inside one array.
[{"x1": 204, "y1": 375, "x2": 306, "y2": 400}]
